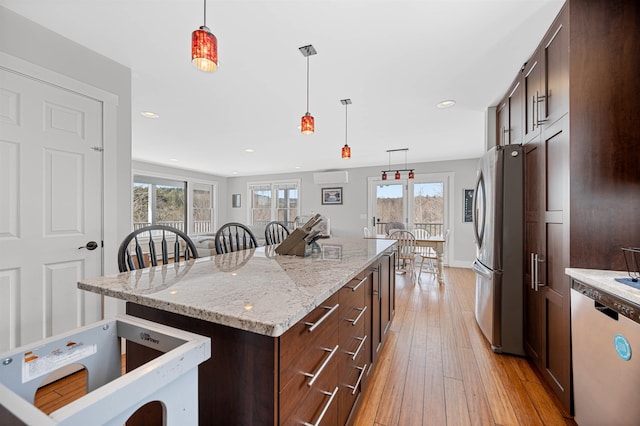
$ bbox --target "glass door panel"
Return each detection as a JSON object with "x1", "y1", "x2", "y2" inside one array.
[
  {"x1": 413, "y1": 181, "x2": 444, "y2": 237},
  {"x1": 371, "y1": 181, "x2": 407, "y2": 235}
]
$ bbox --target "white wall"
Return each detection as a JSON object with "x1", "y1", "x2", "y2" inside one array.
[{"x1": 226, "y1": 158, "x2": 479, "y2": 268}]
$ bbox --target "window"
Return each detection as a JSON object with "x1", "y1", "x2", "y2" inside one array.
[
  {"x1": 191, "y1": 183, "x2": 215, "y2": 234},
  {"x1": 133, "y1": 175, "x2": 186, "y2": 231},
  {"x1": 249, "y1": 181, "x2": 300, "y2": 228},
  {"x1": 133, "y1": 175, "x2": 216, "y2": 234}
]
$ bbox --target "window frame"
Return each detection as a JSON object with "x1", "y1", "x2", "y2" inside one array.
[
  {"x1": 247, "y1": 179, "x2": 301, "y2": 228},
  {"x1": 132, "y1": 170, "x2": 218, "y2": 235}
]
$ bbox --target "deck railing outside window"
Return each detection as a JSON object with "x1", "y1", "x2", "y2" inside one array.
[{"x1": 376, "y1": 222, "x2": 444, "y2": 237}]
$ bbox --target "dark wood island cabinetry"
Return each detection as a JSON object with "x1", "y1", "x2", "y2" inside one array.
[{"x1": 79, "y1": 238, "x2": 396, "y2": 425}]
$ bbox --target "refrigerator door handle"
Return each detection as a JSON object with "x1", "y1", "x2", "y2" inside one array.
[{"x1": 472, "y1": 260, "x2": 492, "y2": 279}]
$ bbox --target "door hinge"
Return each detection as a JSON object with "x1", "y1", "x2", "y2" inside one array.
[{"x1": 91, "y1": 146, "x2": 104, "y2": 152}]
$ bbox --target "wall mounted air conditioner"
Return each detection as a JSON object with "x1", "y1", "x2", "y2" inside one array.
[{"x1": 312, "y1": 171, "x2": 349, "y2": 185}]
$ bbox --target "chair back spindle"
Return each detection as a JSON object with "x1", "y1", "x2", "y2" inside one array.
[{"x1": 118, "y1": 225, "x2": 199, "y2": 272}]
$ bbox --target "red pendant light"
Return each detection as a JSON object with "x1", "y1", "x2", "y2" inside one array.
[
  {"x1": 342, "y1": 144, "x2": 351, "y2": 159},
  {"x1": 301, "y1": 113, "x2": 314, "y2": 135},
  {"x1": 299, "y1": 45, "x2": 317, "y2": 135},
  {"x1": 340, "y1": 99, "x2": 352, "y2": 159},
  {"x1": 192, "y1": 0, "x2": 218, "y2": 72},
  {"x1": 381, "y1": 148, "x2": 417, "y2": 180}
]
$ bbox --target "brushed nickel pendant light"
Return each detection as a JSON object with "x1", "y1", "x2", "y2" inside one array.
[
  {"x1": 299, "y1": 45, "x2": 317, "y2": 135},
  {"x1": 341, "y1": 99, "x2": 352, "y2": 159},
  {"x1": 381, "y1": 148, "x2": 415, "y2": 180}
]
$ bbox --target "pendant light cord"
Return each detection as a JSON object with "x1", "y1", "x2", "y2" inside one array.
[
  {"x1": 345, "y1": 102, "x2": 348, "y2": 144},
  {"x1": 306, "y1": 55, "x2": 310, "y2": 113}
]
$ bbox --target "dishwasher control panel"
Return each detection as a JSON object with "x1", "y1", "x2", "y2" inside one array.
[{"x1": 572, "y1": 279, "x2": 640, "y2": 325}]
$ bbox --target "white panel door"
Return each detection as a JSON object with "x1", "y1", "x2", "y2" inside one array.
[{"x1": 0, "y1": 69, "x2": 103, "y2": 351}]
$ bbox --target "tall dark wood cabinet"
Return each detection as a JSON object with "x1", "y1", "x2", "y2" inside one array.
[{"x1": 496, "y1": 0, "x2": 640, "y2": 415}]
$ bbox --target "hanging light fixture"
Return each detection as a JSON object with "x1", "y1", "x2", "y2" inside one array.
[
  {"x1": 381, "y1": 148, "x2": 415, "y2": 180},
  {"x1": 341, "y1": 99, "x2": 352, "y2": 159},
  {"x1": 299, "y1": 45, "x2": 317, "y2": 135},
  {"x1": 192, "y1": 0, "x2": 218, "y2": 72}
]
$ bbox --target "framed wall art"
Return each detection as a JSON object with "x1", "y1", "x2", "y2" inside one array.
[{"x1": 321, "y1": 187, "x2": 343, "y2": 205}]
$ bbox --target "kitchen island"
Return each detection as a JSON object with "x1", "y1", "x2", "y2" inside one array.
[{"x1": 78, "y1": 237, "x2": 396, "y2": 425}]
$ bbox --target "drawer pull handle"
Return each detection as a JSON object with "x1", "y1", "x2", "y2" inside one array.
[
  {"x1": 349, "y1": 306, "x2": 367, "y2": 326},
  {"x1": 346, "y1": 364, "x2": 367, "y2": 395},
  {"x1": 305, "y1": 303, "x2": 339, "y2": 332},
  {"x1": 346, "y1": 335, "x2": 367, "y2": 360},
  {"x1": 346, "y1": 276, "x2": 367, "y2": 291},
  {"x1": 302, "y1": 386, "x2": 339, "y2": 426},
  {"x1": 304, "y1": 344, "x2": 339, "y2": 387}
]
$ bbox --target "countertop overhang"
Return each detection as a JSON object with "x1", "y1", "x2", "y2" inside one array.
[
  {"x1": 79, "y1": 238, "x2": 395, "y2": 337},
  {"x1": 565, "y1": 268, "x2": 640, "y2": 306}
]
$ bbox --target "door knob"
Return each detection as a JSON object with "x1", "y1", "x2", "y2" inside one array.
[{"x1": 79, "y1": 241, "x2": 99, "y2": 250}]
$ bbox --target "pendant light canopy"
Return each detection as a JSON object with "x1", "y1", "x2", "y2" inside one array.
[
  {"x1": 341, "y1": 99, "x2": 352, "y2": 159},
  {"x1": 192, "y1": 0, "x2": 218, "y2": 72},
  {"x1": 381, "y1": 148, "x2": 415, "y2": 180},
  {"x1": 299, "y1": 45, "x2": 317, "y2": 135}
]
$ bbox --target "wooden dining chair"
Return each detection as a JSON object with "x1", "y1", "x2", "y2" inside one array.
[
  {"x1": 389, "y1": 230, "x2": 416, "y2": 282},
  {"x1": 117, "y1": 225, "x2": 199, "y2": 272},
  {"x1": 215, "y1": 222, "x2": 258, "y2": 254},
  {"x1": 413, "y1": 228, "x2": 437, "y2": 280},
  {"x1": 264, "y1": 221, "x2": 290, "y2": 245}
]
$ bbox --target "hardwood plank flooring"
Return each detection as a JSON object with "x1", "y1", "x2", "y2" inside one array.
[
  {"x1": 353, "y1": 267, "x2": 576, "y2": 426},
  {"x1": 31, "y1": 266, "x2": 575, "y2": 425}
]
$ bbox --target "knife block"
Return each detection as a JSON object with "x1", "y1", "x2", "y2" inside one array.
[
  {"x1": 274, "y1": 228, "x2": 313, "y2": 256},
  {"x1": 275, "y1": 214, "x2": 322, "y2": 256}
]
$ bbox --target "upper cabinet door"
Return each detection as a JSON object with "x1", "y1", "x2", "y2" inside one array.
[
  {"x1": 524, "y1": 55, "x2": 543, "y2": 142},
  {"x1": 542, "y1": 8, "x2": 569, "y2": 126},
  {"x1": 508, "y1": 78, "x2": 524, "y2": 145},
  {"x1": 496, "y1": 96, "x2": 508, "y2": 147}
]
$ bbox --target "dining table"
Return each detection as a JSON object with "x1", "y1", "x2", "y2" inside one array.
[{"x1": 365, "y1": 234, "x2": 446, "y2": 284}]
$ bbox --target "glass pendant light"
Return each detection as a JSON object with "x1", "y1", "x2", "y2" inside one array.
[
  {"x1": 381, "y1": 148, "x2": 416, "y2": 179},
  {"x1": 299, "y1": 45, "x2": 317, "y2": 135},
  {"x1": 192, "y1": 0, "x2": 218, "y2": 72},
  {"x1": 341, "y1": 99, "x2": 352, "y2": 159}
]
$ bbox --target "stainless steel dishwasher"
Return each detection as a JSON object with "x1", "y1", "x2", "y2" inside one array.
[{"x1": 571, "y1": 280, "x2": 640, "y2": 425}]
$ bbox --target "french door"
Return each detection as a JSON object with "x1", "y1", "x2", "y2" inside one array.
[{"x1": 367, "y1": 172, "x2": 452, "y2": 239}]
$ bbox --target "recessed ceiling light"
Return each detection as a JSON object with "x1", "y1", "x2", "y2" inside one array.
[
  {"x1": 436, "y1": 100, "x2": 456, "y2": 109},
  {"x1": 244, "y1": 148, "x2": 255, "y2": 153},
  {"x1": 232, "y1": 171, "x2": 239, "y2": 175},
  {"x1": 141, "y1": 111, "x2": 160, "y2": 118},
  {"x1": 295, "y1": 166, "x2": 301, "y2": 169},
  {"x1": 169, "y1": 158, "x2": 179, "y2": 162}
]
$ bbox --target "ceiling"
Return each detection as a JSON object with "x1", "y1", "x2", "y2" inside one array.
[{"x1": 2, "y1": 0, "x2": 565, "y2": 177}]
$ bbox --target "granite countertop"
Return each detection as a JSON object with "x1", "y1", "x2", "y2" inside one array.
[
  {"x1": 79, "y1": 238, "x2": 395, "y2": 337},
  {"x1": 565, "y1": 268, "x2": 640, "y2": 306}
]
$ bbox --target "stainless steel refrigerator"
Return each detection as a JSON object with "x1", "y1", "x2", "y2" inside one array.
[{"x1": 472, "y1": 144, "x2": 524, "y2": 356}]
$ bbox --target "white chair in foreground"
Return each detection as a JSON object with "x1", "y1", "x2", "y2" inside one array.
[
  {"x1": 389, "y1": 230, "x2": 416, "y2": 283},
  {"x1": 413, "y1": 228, "x2": 437, "y2": 280}
]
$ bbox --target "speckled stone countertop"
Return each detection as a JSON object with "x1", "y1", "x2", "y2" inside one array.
[
  {"x1": 565, "y1": 268, "x2": 640, "y2": 306},
  {"x1": 79, "y1": 238, "x2": 395, "y2": 337}
]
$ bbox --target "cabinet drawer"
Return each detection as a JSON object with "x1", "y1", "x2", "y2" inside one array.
[
  {"x1": 281, "y1": 347, "x2": 340, "y2": 425},
  {"x1": 339, "y1": 349, "x2": 367, "y2": 425},
  {"x1": 280, "y1": 293, "x2": 340, "y2": 391}
]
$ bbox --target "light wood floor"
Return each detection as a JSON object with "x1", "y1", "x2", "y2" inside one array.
[
  {"x1": 353, "y1": 267, "x2": 575, "y2": 426},
  {"x1": 33, "y1": 267, "x2": 575, "y2": 425}
]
